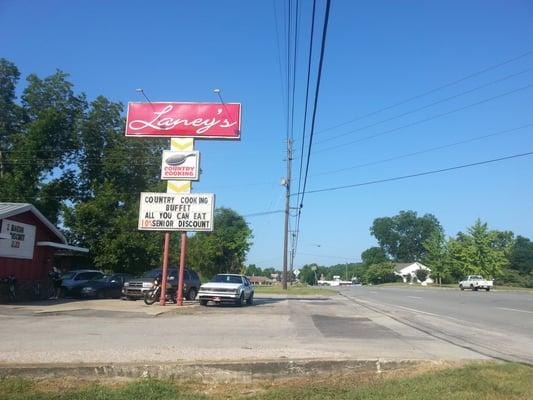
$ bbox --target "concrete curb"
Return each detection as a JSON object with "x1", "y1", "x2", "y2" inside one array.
[{"x1": 0, "y1": 359, "x2": 431, "y2": 382}]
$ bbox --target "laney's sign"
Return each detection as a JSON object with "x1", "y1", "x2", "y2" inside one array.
[
  {"x1": 125, "y1": 102, "x2": 241, "y2": 139},
  {"x1": 138, "y1": 192, "x2": 215, "y2": 232}
]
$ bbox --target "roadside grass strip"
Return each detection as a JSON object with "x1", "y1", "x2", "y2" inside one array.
[
  {"x1": 254, "y1": 285, "x2": 336, "y2": 296},
  {"x1": 1, "y1": 362, "x2": 532, "y2": 400}
]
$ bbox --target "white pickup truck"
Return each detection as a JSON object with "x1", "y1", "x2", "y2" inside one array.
[{"x1": 459, "y1": 275, "x2": 493, "y2": 291}]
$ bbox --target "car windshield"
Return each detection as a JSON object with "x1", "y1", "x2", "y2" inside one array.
[
  {"x1": 212, "y1": 274, "x2": 242, "y2": 284},
  {"x1": 61, "y1": 272, "x2": 76, "y2": 280},
  {"x1": 142, "y1": 269, "x2": 162, "y2": 278}
]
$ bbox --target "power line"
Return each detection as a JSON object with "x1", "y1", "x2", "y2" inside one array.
[
  {"x1": 297, "y1": 150, "x2": 533, "y2": 195},
  {"x1": 313, "y1": 83, "x2": 533, "y2": 155},
  {"x1": 243, "y1": 210, "x2": 284, "y2": 218},
  {"x1": 289, "y1": 0, "x2": 300, "y2": 141},
  {"x1": 315, "y1": 49, "x2": 533, "y2": 135},
  {"x1": 294, "y1": 0, "x2": 317, "y2": 263},
  {"x1": 315, "y1": 65, "x2": 533, "y2": 145},
  {"x1": 299, "y1": 0, "x2": 331, "y2": 206},
  {"x1": 293, "y1": 0, "x2": 330, "y2": 272},
  {"x1": 272, "y1": 0, "x2": 287, "y2": 123},
  {"x1": 312, "y1": 123, "x2": 532, "y2": 177}
]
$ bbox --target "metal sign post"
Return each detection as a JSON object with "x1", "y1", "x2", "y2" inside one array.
[
  {"x1": 177, "y1": 232, "x2": 187, "y2": 305},
  {"x1": 159, "y1": 232, "x2": 171, "y2": 305}
]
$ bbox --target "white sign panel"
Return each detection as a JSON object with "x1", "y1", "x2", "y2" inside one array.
[
  {"x1": 161, "y1": 150, "x2": 200, "y2": 181},
  {"x1": 138, "y1": 192, "x2": 215, "y2": 232},
  {"x1": 0, "y1": 219, "x2": 36, "y2": 259}
]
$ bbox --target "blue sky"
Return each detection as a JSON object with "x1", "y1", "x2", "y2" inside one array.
[{"x1": 1, "y1": 0, "x2": 532, "y2": 268}]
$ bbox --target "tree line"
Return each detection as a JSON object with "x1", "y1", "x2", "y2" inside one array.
[
  {"x1": 0, "y1": 59, "x2": 252, "y2": 278},
  {"x1": 297, "y1": 210, "x2": 532, "y2": 288}
]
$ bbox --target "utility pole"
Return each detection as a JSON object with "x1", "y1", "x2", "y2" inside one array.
[{"x1": 282, "y1": 139, "x2": 292, "y2": 290}]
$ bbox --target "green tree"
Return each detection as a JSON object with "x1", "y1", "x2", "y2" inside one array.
[
  {"x1": 448, "y1": 219, "x2": 508, "y2": 279},
  {"x1": 63, "y1": 182, "x2": 165, "y2": 274},
  {"x1": 361, "y1": 247, "x2": 388, "y2": 266},
  {"x1": 0, "y1": 58, "x2": 23, "y2": 178},
  {"x1": 508, "y1": 236, "x2": 533, "y2": 275},
  {"x1": 0, "y1": 64, "x2": 86, "y2": 223},
  {"x1": 298, "y1": 263, "x2": 320, "y2": 285},
  {"x1": 61, "y1": 95, "x2": 168, "y2": 273},
  {"x1": 364, "y1": 262, "x2": 398, "y2": 285},
  {"x1": 422, "y1": 231, "x2": 449, "y2": 285},
  {"x1": 187, "y1": 208, "x2": 253, "y2": 278},
  {"x1": 370, "y1": 210, "x2": 443, "y2": 262}
]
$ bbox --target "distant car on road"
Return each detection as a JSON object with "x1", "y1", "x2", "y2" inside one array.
[
  {"x1": 60, "y1": 269, "x2": 104, "y2": 297},
  {"x1": 70, "y1": 273, "x2": 133, "y2": 299},
  {"x1": 459, "y1": 275, "x2": 493, "y2": 291},
  {"x1": 198, "y1": 274, "x2": 254, "y2": 306},
  {"x1": 122, "y1": 268, "x2": 201, "y2": 301}
]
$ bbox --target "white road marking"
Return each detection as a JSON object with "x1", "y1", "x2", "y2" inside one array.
[
  {"x1": 496, "y1": 307, "x2": 533, "y2": 315},
  {"x1": 407, "y1": 296, "x2": 422, "y2": 299},
  {"x1": 369, "y1": 291, "x2": 378, "y2": 294}
]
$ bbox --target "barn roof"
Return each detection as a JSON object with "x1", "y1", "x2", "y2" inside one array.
[{"x1": 0, "y1": 203, "x2": 67, "y2": 244}]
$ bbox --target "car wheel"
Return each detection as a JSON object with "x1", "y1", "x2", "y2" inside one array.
[
  {"x1": 236, "y1": 292, "x2": 244, "y2": 307},
  {"x1": 459, "y1": 284, "x2": 464, "y2": 291},
  {"x1": 485, "y1": 287, "x2": 490, "y2": 292},
  {"x1": 187, "y1": 288, "x2": 197, "y2": 301},
  {"x1": 246, "y1": 292, "x2": 254, "y2": 306},
  {"x1": 199, "y1": 299, "x2": 208, "y2": 306}
]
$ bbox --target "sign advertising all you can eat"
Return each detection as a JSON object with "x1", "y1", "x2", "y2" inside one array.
[
  {"x1": 0, "y1": 219, "x2": 36, "y2": 259},
  {"x1": 138, "y1": 193, "x2": 215, "y2": 232},
  {"x1": 125, "y1": 102, "x2": 241, "y2": 139},
  {"x1": 161, "y1": 150, "x2": 199, "y2": 180}
]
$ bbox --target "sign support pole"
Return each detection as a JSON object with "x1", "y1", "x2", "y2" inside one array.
[
  {"x1": 177, "y1": 232, "x2": 187, "y2": 305},
  {"x1": 159, "y1": 232, "x2": 171, "y2": 305},
  {"x1": 167, "y1": 137, "x2": 194, "y2": 306}
]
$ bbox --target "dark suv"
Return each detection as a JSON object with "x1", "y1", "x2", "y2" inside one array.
[{"x1": 122, "y1": 268, "x2": 201, "y2": 301}]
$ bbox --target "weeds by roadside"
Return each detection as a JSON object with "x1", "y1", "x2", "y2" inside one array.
[{"x1": 1, "y1": 362, "x2": 531, "y2": 400}]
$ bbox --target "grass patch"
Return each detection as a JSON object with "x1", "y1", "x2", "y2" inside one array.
[
  {"x1": 254, "y1": 285, "x2": 336, "y2": 296},
  {"x1": 1, "y1": 362, "x2": 532, "y2": 399}
]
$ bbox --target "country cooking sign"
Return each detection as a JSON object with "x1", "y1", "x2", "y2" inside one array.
[{"x1": 125, "y1": 102, "x2": 241, "y2": 139}]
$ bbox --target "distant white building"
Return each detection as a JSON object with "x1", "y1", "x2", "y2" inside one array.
[{"x1": 393, "y1": 262, "x2": 433, "y2": 285}]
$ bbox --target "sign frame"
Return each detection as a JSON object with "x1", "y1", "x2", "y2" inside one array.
[
  {"x1": 138, "y1": 192, "x2": 215, "y2": 232},
  {"x1": 125, "y1": 102, "x2": 241, "y2": 140},
  {"x1": 160, "y1": 150, "x2": 200, "y2": 181},
  {"x1": 0, "y1": 219, "x2": 36, "y2": 259}
]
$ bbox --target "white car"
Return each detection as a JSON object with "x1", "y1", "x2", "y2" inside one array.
[
  {"x1": 198, "y1": 274, "x2": 254, "y2": 306},
  {"x1": 459, "y1": 275, "x2": 493, "y2": 291}
]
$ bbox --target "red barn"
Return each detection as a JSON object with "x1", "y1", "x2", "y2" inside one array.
[{"x1": 0, "y1": 203, "x2": 88, "y2": 298}]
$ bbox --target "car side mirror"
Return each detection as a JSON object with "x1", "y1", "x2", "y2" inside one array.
[
  {"x1": 110, "y1": 280, "x2": 117, "y2": 283},
  {"x1": 168, "y1": 276, "x2": 175, "y2": 281}
]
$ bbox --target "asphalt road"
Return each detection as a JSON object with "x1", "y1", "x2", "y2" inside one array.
[
  {"x1": 340, "y1": 285, "x2": 533, "y2": 364},
  {"x1": 0, "y1": 294, "x2": 485, "y2": 365}
]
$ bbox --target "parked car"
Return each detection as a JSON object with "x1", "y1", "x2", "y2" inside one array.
[
  {"x1": 459, "y1": 275, "x2": 493, "y2": 291},
  {"x1": 69, "y1": 273, "x2": 133, "y2": 299},
  {"x1": 198, "y1": 274, "x2": 254, "y2": 306},
  {"x1": 60, "y1": 269, "x2": 104, "y2": 297},
  {"x1": 122, "y1": 268, "x2": 201, "y2": 301}
]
